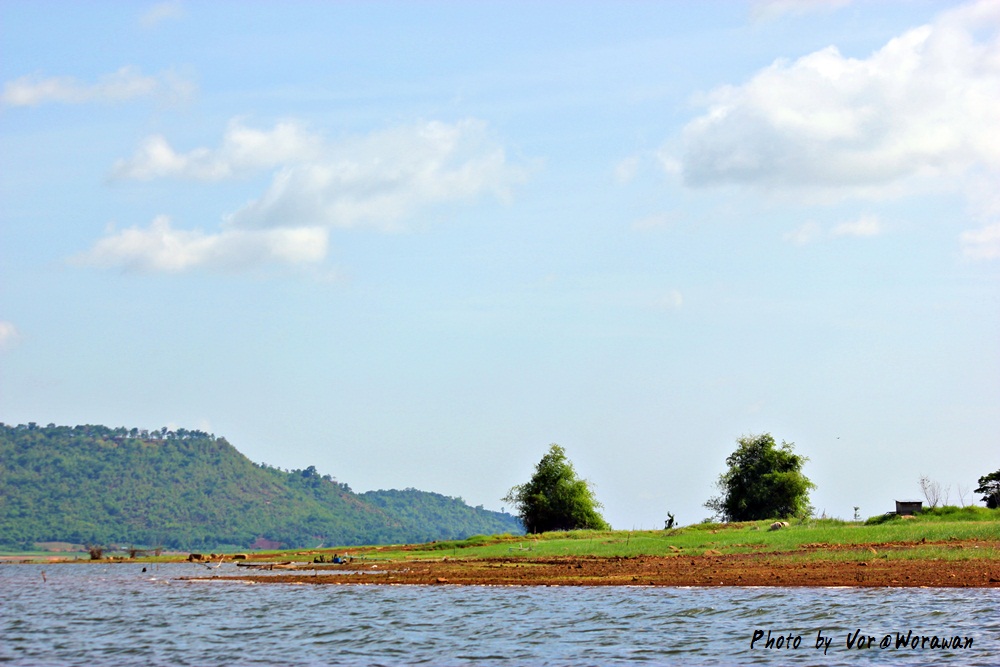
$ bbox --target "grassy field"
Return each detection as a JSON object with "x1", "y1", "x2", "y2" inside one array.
[
  {"x1": 8, "y1": 507, "x2": 997, "y2": 564},
  {"x1": 242, "y1": 506, "x2": 1000, "y2": 564}
]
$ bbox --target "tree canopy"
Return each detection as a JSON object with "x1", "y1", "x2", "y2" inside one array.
[
  {"x1": 704, "y1": 433, "x2": 814, "y2": 522},
  {"x1": 975, "y1": 468, "x2": 1000, "y2": 509},
  {"x1": 503, "y1": 444, "x2": 609, "y2": 533}
]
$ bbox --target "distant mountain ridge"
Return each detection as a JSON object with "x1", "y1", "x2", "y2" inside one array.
[{"x1": 0, "y1": 423, "x2": 522, "y2": 550}]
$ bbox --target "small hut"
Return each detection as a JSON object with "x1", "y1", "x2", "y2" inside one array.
[{"x1": 894, "y1": 500, "x2": 922, "y2": 516}]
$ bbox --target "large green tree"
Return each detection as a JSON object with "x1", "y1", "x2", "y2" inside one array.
[
  {"x1": 503, "y1": 444, "x2": 609, "y2": 533},
  {"x1": 974, "y1": 468, "x2": 1000, "y2": 509},
  {"x1": 704, "y1": 433, "x2": 814, "y2": 522}
]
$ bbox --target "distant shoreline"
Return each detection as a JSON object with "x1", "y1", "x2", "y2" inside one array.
[
  {"x1": 6, "y1": 550, "x2": 998, "y2": 588},
  {"x1": 8, "y1": 513, "x2": 998, "y2": 588}
]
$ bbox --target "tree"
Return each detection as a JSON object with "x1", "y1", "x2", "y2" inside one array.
[
  {"x1": 974, "y1": 469, "x2": 1000, "y2": 509},
  {"x1": 918, "y1": 475, "x2": 942, "y2": 508},
  {"x1": 503, "y1": 444, "x2": 609, "y2": 533},
  {"x1": 704, "y1": 433, "x2": 814, "y2": 522}
]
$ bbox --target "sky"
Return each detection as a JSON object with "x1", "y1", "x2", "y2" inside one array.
[{"x1": 2, "y1": 0, "x2": 998, "y2": 529}]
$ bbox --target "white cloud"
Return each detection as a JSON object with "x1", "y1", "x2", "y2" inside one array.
[
  {"x1": 656, "y1": 149, "x2": 683, "y2": 177},
  {"x1": 680, "y1": 1, "x2": 1000, "y2": 192},
  {"x1": 657, "y1": 290, "x2": 684, "y2": 310},
  {"x1": 112, "y1": 118, "x2": 526, "y2": 231},
  {"x1": 960, "y1": 223, "x2": 1000, "y2": 260},
  {"x1": 785, "y1": 214, "x2": 883, "y2": 245},
  {"x1": 614, "y1": 156, "x2": 640, "y2": 184},
  {"x1": 2, "y1": 66, "x2": 193, "y2": 107},
  {"x1": 89, "y1": 118, "x2": 527, "y2": 272},
  {"x1": 140, "y1": 2, "x2": 185, "y2": 28},
  {"x1": 230, "y1": 119, "x2": 527, "y2": 231},
  {"x1": 784, "y1": 221, "x2": 824, "y2": 245},
  {"x1": 0, "y1": 321, "x2": 21, "y2": 350},
  {"x1": 111, "y1": 120, "x2": 323, "y2": 181},
  {"x1": 75, "y1": 215, "x2": 328, "y2": 272},
  {"x1": 831, "y1": 214, "x2": 882, "y2": 238},
  {"x1": 751, "y1": 0, "x2": 853, "y2": 22}
]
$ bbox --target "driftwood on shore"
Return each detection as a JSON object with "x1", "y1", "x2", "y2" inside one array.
[{"x1": 235, "y1": 561, "x2": 298, "y2": 570}]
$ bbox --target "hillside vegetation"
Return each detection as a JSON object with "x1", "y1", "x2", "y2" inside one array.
[{"x1": 0, "y1": 423, "x2": 522, "y2": 550}]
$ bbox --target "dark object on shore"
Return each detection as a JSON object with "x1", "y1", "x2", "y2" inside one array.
[{"x1": 236, "y1": 561, "x2": 296, "y2": 570}]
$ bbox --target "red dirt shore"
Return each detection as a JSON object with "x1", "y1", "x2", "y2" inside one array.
[{"x1": 209, "y1": 542, "x2": 1000, "y2": 588}]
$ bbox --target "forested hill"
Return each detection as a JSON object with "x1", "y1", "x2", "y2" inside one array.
[{"x1": 0, "y1": 423, "x2": 522, "y2": 551}]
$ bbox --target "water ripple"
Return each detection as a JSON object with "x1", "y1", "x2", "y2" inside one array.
[{"x1": 1, "y1": 564, "x2": 997, "y2": 666}]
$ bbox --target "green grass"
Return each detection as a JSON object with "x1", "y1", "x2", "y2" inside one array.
[
  {"x1": 865, "y1": 505, "x2": 996, "y2": 524},
  {"x1": 325, "y1": 508, "x2": 999, "y2": 562},
  {"x1": 0, "y1": 550, "x2": 91, "y2": 560},
  {"x1": 10, "y1": 507, "x2": 997, "y2": 564},
  {"x1": 241, "y1": 514, "x2": 979, "y2": 567}
]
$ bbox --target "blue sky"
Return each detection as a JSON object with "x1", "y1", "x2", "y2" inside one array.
[{"x1": 2, "y1": 0, "x2": 998, "y2": 528}]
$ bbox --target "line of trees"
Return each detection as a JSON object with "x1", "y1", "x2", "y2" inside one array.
[
  {"x1": 503, "y1": 434, "x2": 996, "y2": 533},
  {"x1": 3, "y1": 422, "x2": 215, "y2": 441},
  {"x1": 504, "y1": 435, "x2": 814, "y2": 533}
]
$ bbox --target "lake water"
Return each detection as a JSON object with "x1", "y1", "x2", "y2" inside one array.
[{"x1": 1, "y1": 563, "x2": 996, "y2": 665}]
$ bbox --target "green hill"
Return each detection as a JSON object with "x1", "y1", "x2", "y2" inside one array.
[
  {"x1": 0, "y1": 423, "x2": 522, "y2": 550},
  {"x1": 360, "y1": 488, "x2": 524, "y2": 540}
]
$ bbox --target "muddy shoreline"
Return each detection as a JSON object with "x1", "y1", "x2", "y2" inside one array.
[{"x1": 205, "y1": 544, "x2": 1000, "y2": 588}]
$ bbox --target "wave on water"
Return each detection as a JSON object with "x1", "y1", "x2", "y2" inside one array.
[{"x1": 1, "y1": 563, "x2": 996, "y2": 666}]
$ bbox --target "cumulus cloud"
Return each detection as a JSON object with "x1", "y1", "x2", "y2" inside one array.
[
  {"x1": 113, "y1": 118, "x2": 526, "y2": 230},
  {"x1": 2, "y1": 66, "x2": 193, "y2": 107},
  {"x1": 75, "y1": 216, "x2": 328, "y2": 272},
  {"x1": 0, "y1": 321, "x2": 21, "y2": 350},
  {"x1": 87, "y1": 118, "x2": 527, "y2": 272},
  {"x1": 111, "y1": 120, "x2": 323, "y2": 181},
  {"x1": 680, "y1": 1, "x2": 1000, "y2": 192},
  {"x1": 231, "y1": 120, "x2": 525, "y2": 231}
]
